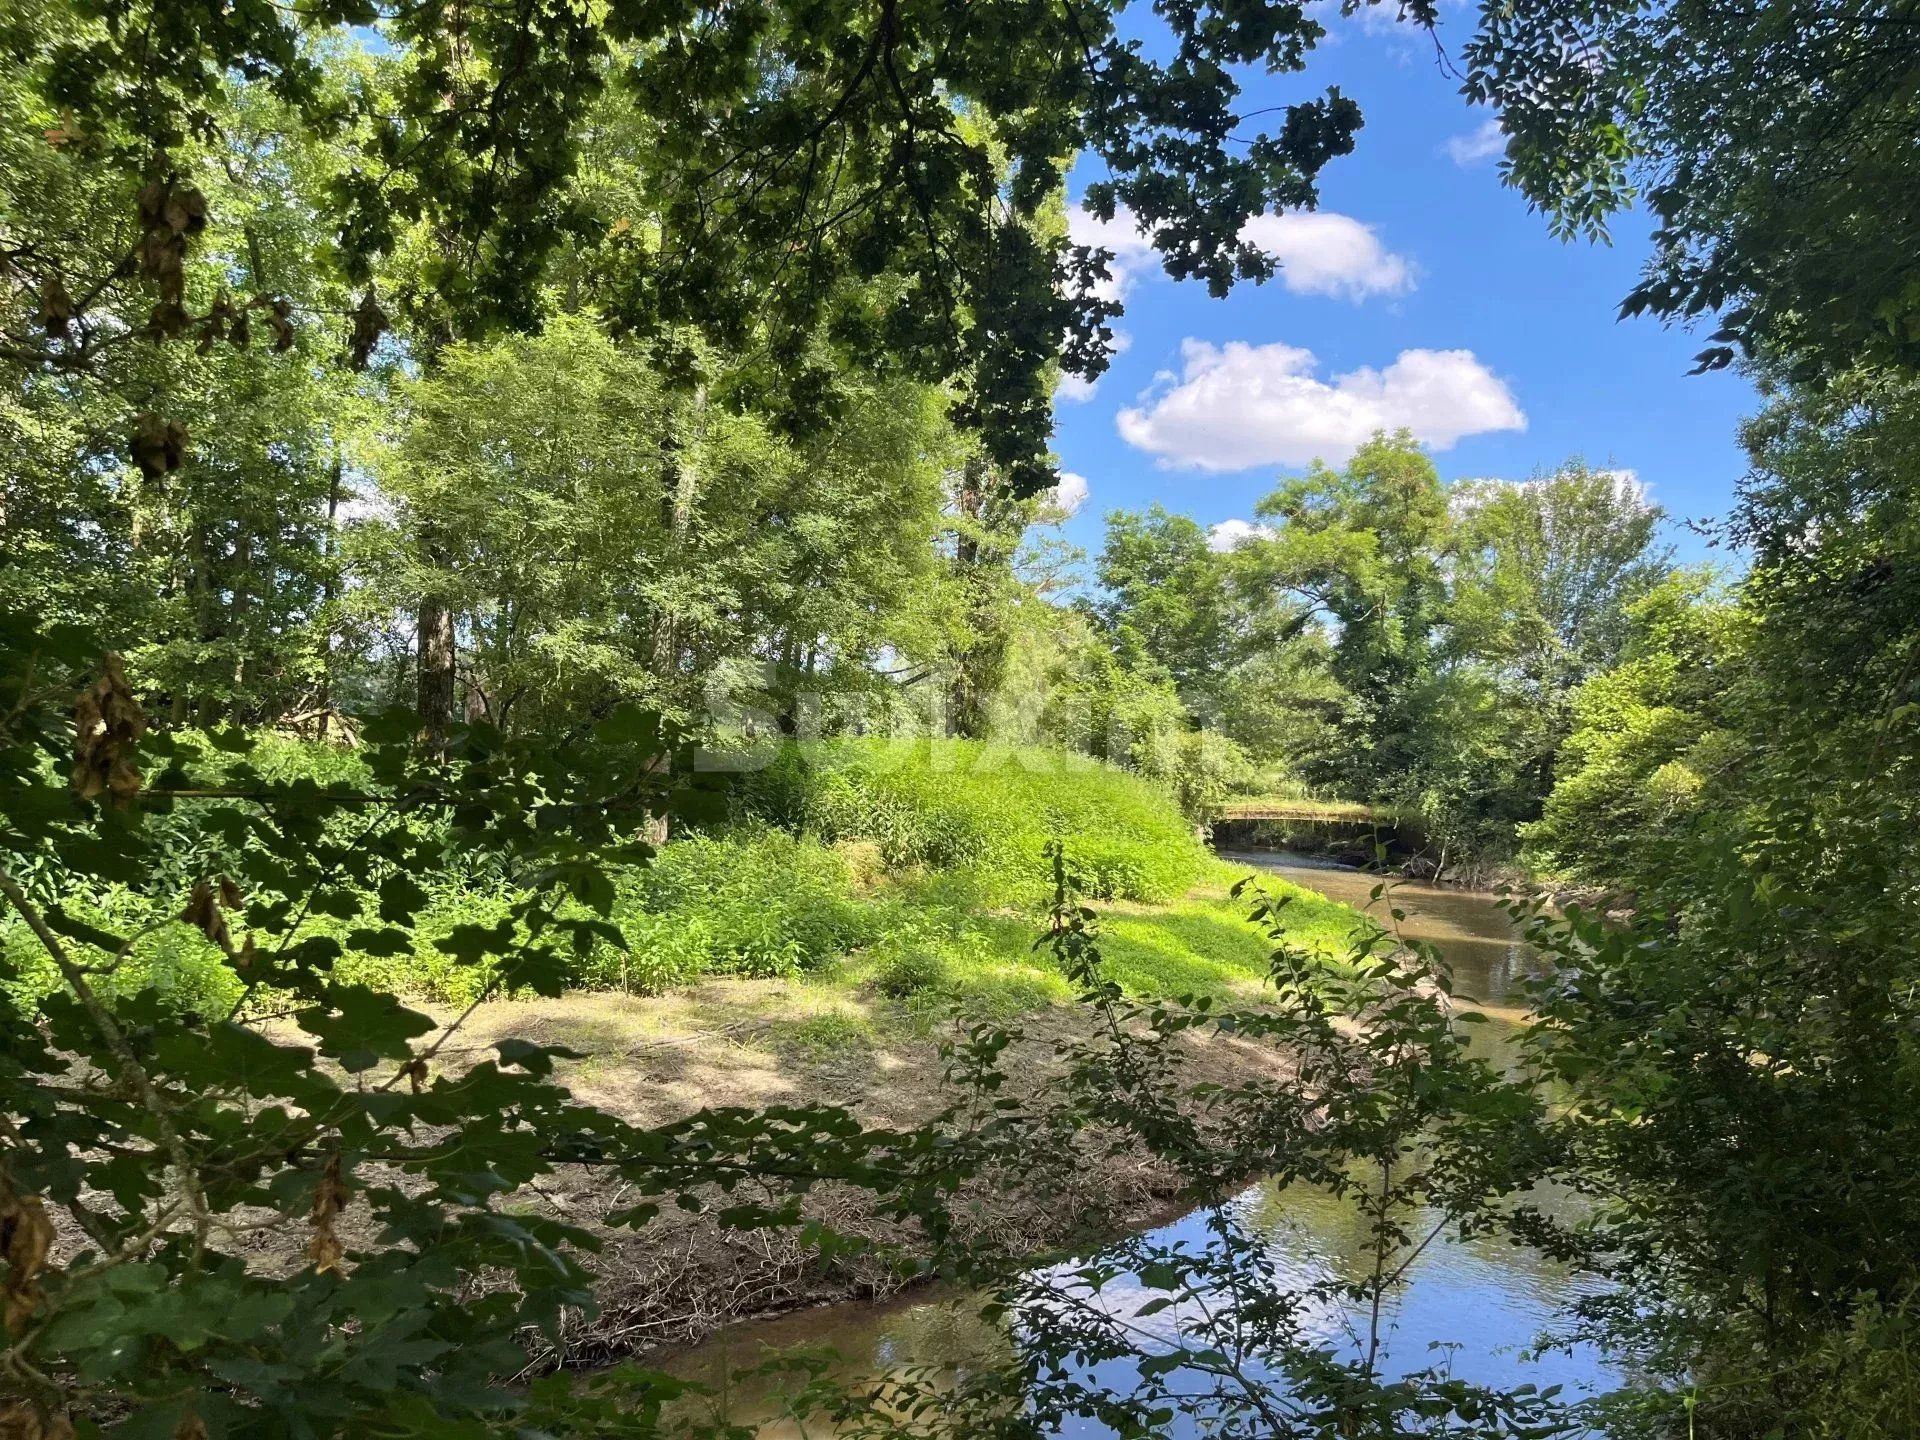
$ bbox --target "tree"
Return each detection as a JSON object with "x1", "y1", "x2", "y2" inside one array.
[
  {"x1": 1437, "y1": 462, "x2": 1674, "y2": 836},
  {"x1": 1086, "y1": 505, "x2": 1345, "y2": 789},
  {"x1": 1219, "y1": 443, "x2": 1674, "y2": 862},
  {"x1": 1519, "y1": 570, "x2": 1740, "y2": 887},
  {"x1": 944, "y1": 458, "x2": 1033, "y2": 739},
  {"x1": 1449, "y1": 462, "x2": 1671, "y2": 700},
  {"x1": 0, "y1": 63, "x2": 359, "y2": 726},
  {"x1": 1, "y1": 0, "x2": 1373, "y2": 498},
  {"x1": 1242, "y1": 431, "x2": 1451, "y2": 792},
  {"x1": 1092, "y1": 507, "x2": 1244, "y2": 713},
  {"x1": 362, "y1": 316, "x2": 956, "y2": 736},
  {"x1": 1466, "y1": 0, "x2": 1920, "y2": 376},
  {"x1": 1507, "y1": 367, "x2": 1920, "y2": 1434}
]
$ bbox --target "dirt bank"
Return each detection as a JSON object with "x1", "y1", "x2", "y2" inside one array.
[{"x1": 446, "y1": 978, "x2": 1300, "y2": 1369}]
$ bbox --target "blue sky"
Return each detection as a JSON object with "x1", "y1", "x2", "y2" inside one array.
[{"x1": 1047, "y1": 10, "x2": 1756, "y2": 566}]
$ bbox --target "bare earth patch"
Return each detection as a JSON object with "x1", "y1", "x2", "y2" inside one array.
[{"x1": 444, "y1": 978, "x2": 1299, "y2": 1366}]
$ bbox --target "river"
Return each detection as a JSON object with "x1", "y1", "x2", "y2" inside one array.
[{"x1": 656, "y1": 851, "x2": 1614, "y2": 1433}]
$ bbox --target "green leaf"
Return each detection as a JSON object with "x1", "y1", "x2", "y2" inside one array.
[
  {"x1": 378, "y1": 872, "x2": 431, "y2": 925},
  {"x1": 298, "y1": 985, "x2": 436, "y2": 1070}
]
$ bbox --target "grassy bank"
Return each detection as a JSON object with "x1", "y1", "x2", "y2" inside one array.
[{"x1": 4, "y1": 739, "x2": 1362, "y2": 1023}]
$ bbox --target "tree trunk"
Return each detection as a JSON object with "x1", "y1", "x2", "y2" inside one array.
[
  {"x1": 189, "y1": 522, "x2": 220, "y2": 727},
  {"x1": 947, "y1": 456, "x2": 1011, "y2": 740},
  {"x1": 317, "y1": 452, "x2": 342, "y2": 741},
  {"x1": 644, "y1": 383, "x2": 705, "y2": 844},
  {"x1": 417, "y1": 586, "x2": 456, "y2": 755},
  {"x1": 230, "y1": 531, "x2": 253, "y2": 726}
]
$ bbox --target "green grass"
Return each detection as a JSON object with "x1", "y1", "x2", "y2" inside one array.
[
  {"x1": 1069, "y1": 857, "x2": 1361, "y2": 1001},
  {"x1": 3, "y1": 746, "x2": 1370, "y2": 1028},
  {"x1": 774, "y1": 1009, "x2": 877, "y2": 1060},
  {"x1": 825, "y1": 855, "x2": 1364, "y2": 1019},
  {"x1": 736, "y1": 739, "x2": 1208, "y2": 904}
]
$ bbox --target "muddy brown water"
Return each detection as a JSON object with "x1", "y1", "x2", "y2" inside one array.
[{"x1": 652, "y1": 852, "x2": 1613, "y2": 1433}]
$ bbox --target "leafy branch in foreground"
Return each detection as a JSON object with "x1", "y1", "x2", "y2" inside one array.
[
  {"x1": 0, "y1": 622, "x2": 1002, "y2": 1439},
  {"x1": 2, "y1": 615, "x2": 1579, "y2": 1440}
]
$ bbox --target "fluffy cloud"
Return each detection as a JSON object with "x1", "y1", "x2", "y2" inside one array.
[
  {"x1": 1050, "y1": 470, "x2": 1091, "y2": 516},
  {"x1": 1239, "y1": 212, "x2": 1413, "y2": 301},
  {"x1": 1444, "y1": 117, "x2": 1506, "y2": 167},
  {"x1": 1206, "y1": 518, "x2": 1274, "y2": 552},
  {"x1": 1117, "y1": 340, "x2": 1526, "y2": 472},
  {"x1": 1067, "y1": 204, "x2": 1413, "y2": 304},
  {"x1": 1599, "y1": 467, "x2": 1650, "y2": 505}
]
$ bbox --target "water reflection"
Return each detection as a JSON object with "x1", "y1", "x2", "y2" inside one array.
[{"x1": 655, "y1": 854, "x2": 1610, "y2": 1434}]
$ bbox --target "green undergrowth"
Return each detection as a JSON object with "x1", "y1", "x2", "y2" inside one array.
[
  {"x1": 735, "y1": 738, "x2": 1208, "y2": 905},
  {"x1": 1, "y1": 739, "x2": 1367, "y2": 1024}
]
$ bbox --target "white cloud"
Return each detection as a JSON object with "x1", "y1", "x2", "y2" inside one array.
[
  {"x1": 1239, "y1": 212, "x2": 1413, "y2": 301},
  {"x1": 1068, "y1": 203, "x2": 1413, "y2": 305},
  {"x1": 1116, "y1": 340, "x2": 1526, "y2": 472},
  {"x1": 1599, "y1": 467, "x2": 1651, "y2": 505},
  {"x1": 1055, "y1": 373, "x2": 1099, "y2": 405},
  {"x1": 1444, "y1": 117, "x2": 1506, "y2": 167},
  {"x1": 1207, "y1": 518, "x2": 1274, "y2": 552},
  {"x1": 1050, "y1": 470, "x2": 1091, "y2": 516},
  {"x1": 1066, "y1": 204, "x2": 1156, "y2": 259}
]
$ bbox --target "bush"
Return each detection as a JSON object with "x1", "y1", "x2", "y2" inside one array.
[
  {"x1": 1, "y1": 739, "x2": 1208, "y2": 1016},
  {"x1": 873, "y1": 945, "x2": 950, "y2": 998},
  {"x1": 2, "y1": 825, "x2": 878, "y2": 1014},
  {"x1": 617, "y1": 826, "x2": 873, "y2": 980},
  {"x1": 1, "y1": 885, "x2": 243, "y2": 1019},
  {"x1": 737, "y1": 739, "x2": 1206, "y2": 905}
]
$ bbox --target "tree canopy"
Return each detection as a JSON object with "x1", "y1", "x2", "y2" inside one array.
[{"x1": 2, "y1": 0, "x2": 1371, "y2": 493}]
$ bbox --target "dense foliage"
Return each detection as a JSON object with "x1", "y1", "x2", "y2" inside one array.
[
  {"x1": 1066, "y1": 439, "x2": 1672, "y2": 867},
  {"x1": 740, "y1": 739, "x2": 1208, "y2": 904},
  {"x1": 1499, "y1": 358, "x2": 1920, "y2": 1436},
  {"x1": 0, "y1": 0, "x2": 1373, "y2": 495},
  {"x1": 6, "y1": 0, "x2": 1920, "y2": 1436}
]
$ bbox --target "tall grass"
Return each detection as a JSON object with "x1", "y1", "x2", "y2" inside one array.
[
  {"x1": 2, "y1": 737, "x2": 1321, "y2": 1017},
  {"x1": 735, "y1": 739, "x2": 1207, "y2": 904}
]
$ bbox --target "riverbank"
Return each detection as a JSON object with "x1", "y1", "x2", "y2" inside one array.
[
  {"x1": 425, "y1": 855, "x2": 1369, "y2": 1367},
  {"x1": 624, "y1": 853, "x2": 1615, "y2": 1434}
]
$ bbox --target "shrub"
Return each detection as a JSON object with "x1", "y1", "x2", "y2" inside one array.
[
  {"x1": 873, "y1": 945, "x2": 950, "y2": 998},
  {"x1": 1, "y1": 885, "x2": 243, "y2": 1019},
  {"x1": 1132, "y1": 728, "x2": 1259, "y2": 822},
  {"x1": 621, "y1": 826, "x2": 873, "y2": 978},
  {"x1": 577, "y1": 910, "x2": 714, "y2": 993},
  {"x1": 738, "y1": 739, "x2": 1206, "y2": 905}
]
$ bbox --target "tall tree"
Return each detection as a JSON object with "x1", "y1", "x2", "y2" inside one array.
[
  {"x1": 1448, "y1": 461, "x2": 1672, "y2": 734},
  {"x1": 1092, "y1": 507, "x2": 1242, "y2": 710},
  {"x1": 944, "y1": 457, "x2": 1032, "y2": 739},
  {"x1": 0, "y1": 62, "x2": 357, "y2": 723},
  {"x1": 1243, "y1": 431, "x2": 1451, "y2": 790},
  {"x1": 364, "y1": 316, "x2": 954, "y2": 737}
]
